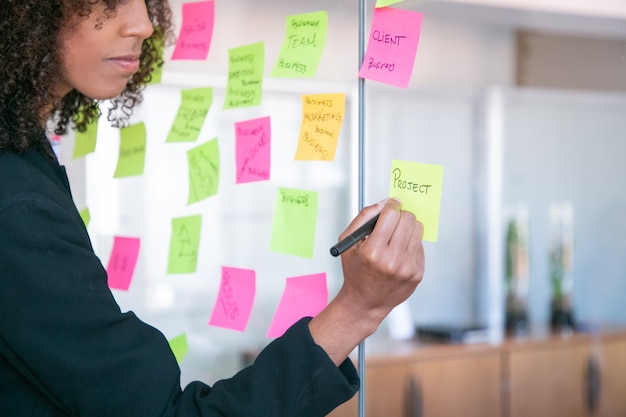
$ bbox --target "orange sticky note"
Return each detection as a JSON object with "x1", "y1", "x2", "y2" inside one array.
[
  {"x1": 106, "y1": 236, "x2": 140, "y2": 291},
  {"x1": 294, "y1": 93, "x2": 345, "y2": 161},
  {"x1": 209, "y1": 267, "x2": 256, "y2": 332},
  {"x1": 267, "y1": 273, "x2": 328, "y2": 338},
  {"x1": 171, "y1": 1, "x2": 215, "y2": 60}
]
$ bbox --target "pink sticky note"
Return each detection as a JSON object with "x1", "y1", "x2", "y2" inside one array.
[
  {"x1": 358, "y1": 7, "x2": 423, "y2": 88},
  {"x1": 106, "y1": 237, "x2": 140, "y2": 291},
  {"x1": 266, "y1": 273, "x2": 328, "y2": 338},
  {"x1": 171, "y1": 1, "x2": 215, "y2": 60},
  {"x1": 208, "y1": 267, "x2": 256, "y2": 331},
  {"x1": 235, "y1": 117, "x2": 271, "y2": 184}
]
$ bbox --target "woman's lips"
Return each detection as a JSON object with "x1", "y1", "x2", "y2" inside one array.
[{"x1": 108, "y1": 56, "x2": 140, "y2": 74}]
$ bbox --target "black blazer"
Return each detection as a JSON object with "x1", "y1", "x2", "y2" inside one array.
[{"x1": 0, "y1": 143, "x2": 358, "y2": 417}]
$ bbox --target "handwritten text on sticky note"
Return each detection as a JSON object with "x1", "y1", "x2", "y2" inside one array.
[
  {"x1": 224, "y1": 42, "x2": 264, "y2": 109},
  {"x1": 271, "y1": 10, "x2": 328, "y2": 78},
  {"x1": 269, "y1": 188, "x2": 318, "y2": 258},
  {"x1": 208, "y1": 267, "x2": 256, "y2": 332},
  {"x1": 167, "y1": 215, "x2": 202, "y2": 274},
  {"x1": 389, "y1": 160, "x2": 443, "y2": 242},
  {"x1": 358, "y1": 8, "x2": 423, "y2": 88},
  {"x1": 107, "y1": 236, "x2": 141, "y2": 291},
  {"x1": 294, "y1": 93, "x2": 345, "y2": 161},
  {"x1": 167, "y1": 87, "x2": 213, "y2": 143},
  {"x1": 267, "y1": 273, "x2": 328, "y2": 338},
  {"x1": 171, "y1": 1, "x2": 215, "y2": 60},
  {"x1": 187, "y1": 138, "x2": 220, "y2": 205},
  {"x1": 114, "y1": 123, "x2": 146, "y2": 178},
  {"x1": 235, "y1": 116, "x2": 271, "y2": 183}
]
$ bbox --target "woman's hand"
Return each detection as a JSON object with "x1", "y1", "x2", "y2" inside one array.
[{"x1": 309, "y1": 198, "x2": 425, "y2": 365}]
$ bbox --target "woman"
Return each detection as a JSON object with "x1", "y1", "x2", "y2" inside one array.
[{"x1": 0, "y1": 1, "x2": 425, "y2": 416}]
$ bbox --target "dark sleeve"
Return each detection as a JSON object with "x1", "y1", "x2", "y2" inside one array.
[{"x1": 0, "y1": 192, "x2": 358, "y2": 417}]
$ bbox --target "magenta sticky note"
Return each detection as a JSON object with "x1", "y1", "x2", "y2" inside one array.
[
  {"x1": 358, "y1": 7, "x2": 423, "y2": 88},
  {"x1": 266, "y1": 273, "x2": 328, "y2": 338},
  {"x1": 235, "y1": 116, "x2": 271, "y2": 184},
  {"x1": 171, "y1": 1, "x2": 215, "y2": 60},
  {"x1": 106, "y1": 237, "x2": 140, "y2": 291},
  {"x1": 208, "y1": 267, "x2": 256, "y2": 331}
]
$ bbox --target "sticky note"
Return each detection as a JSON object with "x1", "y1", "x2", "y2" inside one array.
[
  {"x1": 148, "y1": 29, "x2": 165, "y2": 85},
  {"x1": 224, "y1": 42, "x2": 264, "y2": 109},
  {"x1": 72, "y1": 119, "x2": 98, "y2": 159},
  {"x1": 106, "y1": 236, "x2": 141, "y2": 291},
  {"x1": 168, "y1": 334, "x2": 189, "y2": 364},
  {"x1": 358, "y1": 8, "x2": 423, "y2": 88},
  {"x1": 166, "y1": 87, "x2": 213, "y2": 143},
  {"x1": 389, "y1": 160, "x2": 444, "y2": 242},
  {"x1": 267, "y1": 273, "x2": 328, "y2": 338},
  {"x1": 187, "y1": 138, "x2": 220, "y2": 204},
  {"x1": 79, "y1": 207, "x2": 91, "y2": 227},
  {"x1": 167, "y1": 215, "x2": 202, "y2": 274},
  {"x1": 269, "y1": 187, "x2": 318, "y2": 258},
  {"x1": 171, "y1": 1, "x2": 215, "y2": 60},
  {"x1": 270, "y1": 11, "x2": 328, "y2": 78},
  {"x1": 294, "y1": 93, "x2": 345, "y2": 161},
  {"x1": 376, "y1": 0, "x2": 405, "y2": 7},
  {"x1": 208, "y1": 267, "x2": 256, "y2": 332},
  {"x1": 235, "y1": 116, "x2": 271, "y2": 183},
  {"x1": 113, "y1": 122, "x2": 146, "y2": 178}
]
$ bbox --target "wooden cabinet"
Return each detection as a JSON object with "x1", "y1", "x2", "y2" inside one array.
[{"x1": 327, "y1": 330, "x2": 626, "y2": 417}]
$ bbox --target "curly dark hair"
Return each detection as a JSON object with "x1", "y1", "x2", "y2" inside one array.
[{"x1": 0, "y1": 0, "x2": 174, "y2": 154}]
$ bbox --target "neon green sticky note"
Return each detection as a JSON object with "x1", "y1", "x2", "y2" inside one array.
[
  {"x1": 376, "y1": 0, "x2": 405, "y2": 7},
  {"x1": 166, "y1": 87, "x2": 213, "y2": 143},
  {"x1": 389, "y1": 160, "x2": 444, "y2": 242},
  {"x1": 187, "y1": 138, "x2": 220, "y2": 204},
  {"x1": 269, "y1": 187, "x2": 318, "y2": 258},
  {"x1": 224, "y1": 42, "x2": 264, "y2": 109},
  {"x1": 167, "y1": 215, "x2": 201, "y2": 274},
  {"x1": 168, "y1": 333, "x2": 188, "y2": 364},
  {"x1": 270, "y1": 10, "x2": 328, "y2": 78},
  {"x1": 78, "y1": 208, "x2": 91, "y2": 227},
  {"x1": 72, "y1": 119, "x2": 98, "y2": 159},
  {"x1": 113, "y1": 122, "x2": 146, "y2": 178}
]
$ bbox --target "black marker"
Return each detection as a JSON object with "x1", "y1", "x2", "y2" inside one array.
[{"x1": 330, "y1": 214, "x2": 380, "y2": 257}]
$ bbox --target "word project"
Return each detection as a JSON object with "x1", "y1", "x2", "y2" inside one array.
[
  {"x1": 359, "y1": 7, "x2": 423, "y2": 88},
  {"x1": 389, "y1": 159, "x2": 444, "y2": 242},
  {"x1": 271, "y1": 10, "x2": 328, "y2": 78}
]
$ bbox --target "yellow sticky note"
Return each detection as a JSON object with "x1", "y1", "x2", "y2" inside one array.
[
  {"x1": 389, "y1": 160, "x2": 443, "y2": 242},
  {"x1": 294, "y1": 93, "x2": 345, "y2": 161},
  {"x1": 168, "y1": 333, "x2": 189, "y2": 364}
]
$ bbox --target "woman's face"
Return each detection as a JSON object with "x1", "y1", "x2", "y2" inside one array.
[{"x1": 56, "y1": 0, "x2": 154, "y2": 100}]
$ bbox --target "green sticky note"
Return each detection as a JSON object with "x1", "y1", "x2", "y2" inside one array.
[
  {"x1": 224, "y1": 42, "x2": 264, "y2": 109},
  {"x1": 148, "y1": 29, "x2": 164, "y2": 85},
  {"x1": 376, "y1": 0, "x2": 405, "y2": 7},
  {"x1": 389, "y1": 160, "x2": 444, "y2": 242},
  {"x1": 270, "y1": 11, "x2": 328, "y2": 78},
  {"x1": 167, "y1": 215, "x2": 201, "y2": 274},
  {"x1": 166, "y1": 88, "x2": 213, "y2": 143},
  {"x1": 72, "y1": 119, "x2": 98, "y2": 159},
  {"x1": 78, "y1": 207, "x2": 91, "y2": 227},
  {"x1": 168, "y1": 333, "x2": 188, "y2": 364},
  {"x1": 187, "y1": 138, "x2": 220, "y2": 204},
  {"x1": 113, "y1": 122, "x2": 146, "y2": 178},
  {"x1": 269, "y1": 187, "x2": 318, "y2": 258}
]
